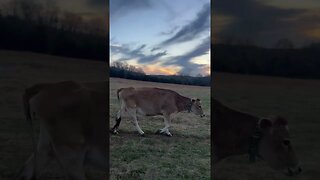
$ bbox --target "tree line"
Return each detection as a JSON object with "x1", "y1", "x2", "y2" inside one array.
[
  {"x1": 110, "y1": 61, "x2": 210, "y2": 86},
  {"x1": 0, "y1": 0, "x2": 107, "y2": 61},
  {"x1": 213, "y1": 43, "x2": 320, "y2": 79}
]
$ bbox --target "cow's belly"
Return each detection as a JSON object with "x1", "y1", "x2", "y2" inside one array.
[{"x1": 136, "y1": 107, "x2": 161, "y2": 116}]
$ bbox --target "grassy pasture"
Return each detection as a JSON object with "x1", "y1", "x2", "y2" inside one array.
[
  {"x1": 109, "y1": 78, "x2": 211, "y2": 179},
  {"x1": 0, "y1": 50, "x2": 211, "y2": 179},
  {"x1": 0, "y1": 50, "x2": 107, "y2": 179},
  {"x1": 213, "y1": 72, "x2": 320, "y2": 180}
]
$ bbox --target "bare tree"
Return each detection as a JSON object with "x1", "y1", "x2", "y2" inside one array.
[
  {"x1": 60, "y1": 11, "x2": 83, "y2": 32},
  {"x1": 275, "y1": 38, "x2": 295, "y2": 49},
  {"x1": 4, "y1": 0, "x2": 19, "y2": 16},
  {"x1": 43, "y1": 0, "x2": 59, "y2": 27},
  {"x1": 84, "y1": 16, "x2": 106, "y2": 35},
  {"x1": 197, "y1": 73, "x2": 203, "y2": 77},
  {"x1": 15, "y1": 0, "x2": 43, "y2": 22}
]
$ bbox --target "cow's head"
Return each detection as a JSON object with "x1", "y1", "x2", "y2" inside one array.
[
  {"x1": 258, "y1": 116, "x2": 301, "y2": 176},
  {"x1": 191, "y1": 98, "x2": 205, "y2": 117}
]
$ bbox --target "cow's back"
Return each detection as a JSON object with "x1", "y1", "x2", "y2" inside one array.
[
  {"x1": 119, "y1": 87, "x2": 179, "y2": 115},
  {"x1": 30, "y1": 81, "x2": 103, "y2": 145}
]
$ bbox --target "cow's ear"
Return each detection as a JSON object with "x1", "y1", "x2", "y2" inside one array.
[
  {"x1": 259, "y1": 118, "x2": 272, "y2": 129},
  {"x1": 196, "y1": 98, "x2": 200, "y2": 101}
]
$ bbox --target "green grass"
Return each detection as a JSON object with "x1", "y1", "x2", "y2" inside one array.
[
  {"x1": 109, "y1": 78, "x2": 211, "y2": 180},
  {"x1": 0, "y1": 51, "x2": 210, "y2": 179},
  {"x1": 213, "y1": 72, "x2": 320, "y2": 180}
]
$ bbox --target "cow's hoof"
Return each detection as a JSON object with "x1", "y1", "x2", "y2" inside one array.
[
  {"x1": 110, "y1": 129, "x2": 119, "y2": 135},
  {"x1": 165, "y1": 132, "x2": 173, "y2": 137},
  {"x1": 140, "y1": 133, "x2": 145, "y2": 137}
]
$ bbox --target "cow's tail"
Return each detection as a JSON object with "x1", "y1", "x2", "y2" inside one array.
[
  {"x1": 117, "y1": 88, "x2": 124, "y2": 101},
  {"x1": 22, "y1": 84, "x2": 45, "y2": 177},
  {"x1": 23, "y1": 84, "x2": 44, "y2": 126}
]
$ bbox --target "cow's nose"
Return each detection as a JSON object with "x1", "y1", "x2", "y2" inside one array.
[{"x1": 200, "y1": 114, "x2": 205, "y2": 118}]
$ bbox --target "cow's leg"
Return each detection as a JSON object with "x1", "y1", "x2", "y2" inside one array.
[
  {"x1": 157, "y1": 114, "x2": 172, "y2": 137},
  {"x1": 111, "y1": 100, "x2": 126, "y2": 134},
  {"x1": 19, "y1": 153, "x2": 36, "y2": 180},
  {"x1": 128, "y1": 108, "x2": 145, "y2": 136},
  {"x1": 111, "y1": 110, "x2": 121, "y2": 134},
  {"x1": 52, "y1": 143, "x2": 86, "y2": 180},
  {"x1": 19, "y1": 127, "x2": 54, "y2": 180}
]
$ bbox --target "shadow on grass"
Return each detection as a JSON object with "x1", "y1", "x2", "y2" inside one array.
[{"x1": 109, "y1": 129, "x2": 210, "y2": 141}]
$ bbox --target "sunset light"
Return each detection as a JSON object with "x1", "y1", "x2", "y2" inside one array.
[{"x1": 110, "y1": 0, "x2": 210, "y2": 77}]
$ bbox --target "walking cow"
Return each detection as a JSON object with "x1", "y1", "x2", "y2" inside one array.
[{"x1": 111, "y1": 87, "x2": 205, "y2": 137}]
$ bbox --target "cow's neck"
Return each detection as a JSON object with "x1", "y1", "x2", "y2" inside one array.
[
  {"x1": 213, "y1": 100, "x2": 260, "y2": 160},
  {"x1": 218, "y1": 118, "x2": 260, "y2": 161},
  {"x1": 176, "y1": 95, "x2": 192, "y2": 112},
  {"x1": 234, "y1": 118, "x2": 261, "y2": 157}
]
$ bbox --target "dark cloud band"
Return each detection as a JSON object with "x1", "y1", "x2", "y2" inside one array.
[
  {"x1": 161, "y1": 3, "x2": 210, "y2": 46},
  {"x1": 213, "y1": 0, "x2": 320, "y2": 47}
]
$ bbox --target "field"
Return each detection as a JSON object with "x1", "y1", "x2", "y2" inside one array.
[
  {"x1": 0, "y1": 50, "x2": 211, "y2": 179},
  {"x1": 0, "y1": 50, "x2": 107, "y2": 179},
  {"x1": 109, "y1": 78, "x2": 211, "y2": 179},
  {"x1": 213, "y1": 72, "x2": 320, "y2": 180},
  {"x1": 2, "y1": 49, "x2": 318, "y2": 180}
]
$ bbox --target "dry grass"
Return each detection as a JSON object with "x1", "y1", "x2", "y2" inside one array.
[
  {"x1": 213, "y1": 72, "x2": 320, "y2": 180},
  {"x1": 109, "y1": 78, "x2": 211, "y2": 180}
]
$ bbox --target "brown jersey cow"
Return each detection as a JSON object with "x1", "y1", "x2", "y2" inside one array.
[
  {"x1": 111, "y1": 87, "x2": 205, "y2": 137},
  {"x1": 19, "y1": 81, "x2": 108, "y2": 180},
  {"x1": 213, "y1": 98, "x2": 301, "y2": 176}
]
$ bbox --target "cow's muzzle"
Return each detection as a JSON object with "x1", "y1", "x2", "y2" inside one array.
[{"x1": 200, "y1": 114, "x2": 205, "y2": 118}]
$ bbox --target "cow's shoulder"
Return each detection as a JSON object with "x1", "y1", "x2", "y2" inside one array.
[{"x1": 119, "y1": 87, "x2": 136, "y2": 98}]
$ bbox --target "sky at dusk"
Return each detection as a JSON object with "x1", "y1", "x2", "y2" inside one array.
[
  {"x1": 213, "y1": 0, "x2": 320, "y2": 47},
  {"x1": 14, "y1": 0, "x2": 319, "y2": 74},
  {"x1": 110, "y1": 0, "x2": 210, "y2": 76}
]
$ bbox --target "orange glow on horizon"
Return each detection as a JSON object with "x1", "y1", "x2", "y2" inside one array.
[
  {"x1": 142, "y1": 64, "x2": 211, "y2": 76},
  {"x1": 143, "y1": 65, "x2": 180, "y2": 75},
  {"x1": 304, "y1": 29, "x2": 320, "y2": 39}
]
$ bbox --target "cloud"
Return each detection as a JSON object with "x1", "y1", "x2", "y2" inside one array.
[
  {"x1": 130, "y1": 44, "x2": 147, "y2": 55},
  {"x1": 110, "y1": 37, "x2": 210, "y2": 76},
  {"x1": 160, "y1": 3, "x2": 210, "y2": 46},
  {"x1": 163, "y1": 36, "x2": 210, "y2": 76},
  {"x1": 139, "y1": 51, "x2": 168, "y2": 63},
  {"x1": 109, "y1": 0, "x2": 178, "y2": 22},
  {"x1": 110, "y1": 0, "x2": 152, "y2": 20},
  {"x1": 151, "y1": 47, "x2": 161, "y2": 52},
  {"x1": 159, "y1": 25, "x2": 180, "y2": 36},
  {"x1": 213, "y1": 0, "x2": 320, "y2": 47},
  {"x1": 110, "y1": 43, "x2": 167, "y2": 64}
]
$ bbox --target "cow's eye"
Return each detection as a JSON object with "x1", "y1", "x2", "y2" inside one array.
[
  {"x1": 199, "y1": 106, "x2": 202, "y2": 108},
  {"x1": 283, "y1": 139, "x2": 290, "y2": 146}
]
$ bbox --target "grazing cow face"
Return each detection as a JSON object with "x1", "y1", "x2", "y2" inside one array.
[
  {"x1": 191, "y1": 98, "x2": 205, "y2": 117},
  {"x1": 258, "y1": 117, "x2": 302, "y2": 176}
]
